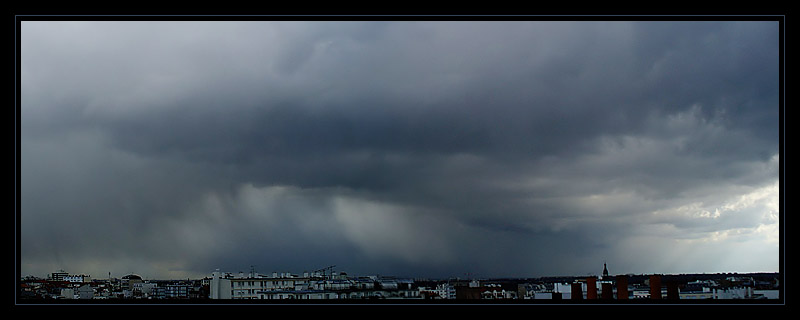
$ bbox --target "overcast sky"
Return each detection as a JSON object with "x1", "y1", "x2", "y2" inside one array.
[{"x1": 19, "y1": 20, "x2": 780, "y2": 280}]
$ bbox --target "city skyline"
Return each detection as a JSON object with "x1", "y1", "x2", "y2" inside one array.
[
  {"x1": 19, "y1": 19, "x2": 781, "y2": 281},
  {"x1": 21, "y1": 267, "x2": 780, "y2": 301},
  {"x1": 22, "y1": 264, "x2": 780, "y2": 283}
]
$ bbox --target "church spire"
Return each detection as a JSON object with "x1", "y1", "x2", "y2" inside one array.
[{"x1": 603, "y1": 261, "x2": 609, "y2": 278}]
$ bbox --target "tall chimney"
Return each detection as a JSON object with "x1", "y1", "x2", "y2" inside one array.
[
  {"x1": 586, "y1": 277, "x2": 597, "y2": 299},
  {"x1": 616, "y1": 275, "x2": 629, "y2": 299},
  {"x1": 649, "y1": 275, "x2": 662, "y2": 299}
]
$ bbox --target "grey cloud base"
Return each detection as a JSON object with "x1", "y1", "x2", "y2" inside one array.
[{"x1": 20, "y1": 21, "x2": 779, "y2": 280}]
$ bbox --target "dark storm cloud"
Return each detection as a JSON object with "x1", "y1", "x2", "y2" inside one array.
[{"x1": 21, "y1": 21, "x2": 779, "y2": 279}]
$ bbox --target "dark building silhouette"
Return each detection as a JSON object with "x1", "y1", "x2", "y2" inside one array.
[
  {"x1": 586, "y1": 277, "x2": 598, "y2": 299},
  {"x1": 571, "y1": 282, "x2": 583, "y2": 300},
  {"x1": 616, "y1": 275, "x2": 629, "y2": 299},
  {"x1": 601, "y1": 283, "x2": 613, "y2": 299},
  {"x1": 649, "y1": 275, "x2": 662, "y2": 299},
  {"x1": 666, "y1": 281, "x2": 680, "y2": 300},
  {"x1": 454, "y1": 286, "x2": 482, "y2": 299}
]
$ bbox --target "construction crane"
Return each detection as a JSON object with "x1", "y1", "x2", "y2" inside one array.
[{"x1": 314, "y1": 265, "x2": 336, "y2": 279}]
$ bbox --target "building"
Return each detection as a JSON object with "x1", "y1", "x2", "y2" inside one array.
[
  {"x1": 601, "y1": 282, "x2": 614, "y2": 299},
  {"x1": 210, "y1": 271, "x2": 314, "y2": 300},
  {"x1": 121, "y1": 274, "x2": 143, "y2": 289},
  {"x1": 586, "y1": 277, "x2": 597, "y2": 299},
  {"x1": 263, "y1": 289, "x2": 343, "y2": 300},
  {"x1": 752, "y1": 290, "x2": 779, "y2": 299},
  {"x1": 210, "y1": 271, "x2": 233, "y2": 299},
  {"x1": 649, "y1": 275, "x2": 662, "y2": 299},
  {"x1": 60, "y1": 288, "x2": 75, "y2": 299},
  {"x1": 554, "y1": 282, "x2": 578, "y2": 300},
  {"x1": 64, "y1": 275, "x2": 92, "y2": 283},
  {"x1": 23, "y1": 266, "x2": 779, "y2": 301},
  {"x1": 50, "y1": 271, "x2": 69, "y2": 282},
  {"x1": 150, "y1": 286, "x2": 166, "y2": 299},
  {"x1": 121, "y1": 274, "x2": 144, "y2": 297},
  {"x1": 77, "y1": 284, "x2": 94, "y2": 299},
  {"x1": 713, "y1": 287, "x2": 752, "y2": 299},
  {"x1": 209, "y1": 269, "x2": 431, "y2": 300},
  {"x1": 436, "y1": 283, "x2": 456, "y2": 299},
  {"x1": 164, "y1": 283, "x2": 191, "y2": 299},
  {"x1": 480, "y1": 284, "x2": 518, "y2": 299}
]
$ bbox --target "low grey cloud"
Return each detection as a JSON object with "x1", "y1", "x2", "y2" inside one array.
[{"x1": 20, "y1": 20, "x2": 779, "y2": 280}]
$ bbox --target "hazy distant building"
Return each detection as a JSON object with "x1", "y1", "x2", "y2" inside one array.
[
  {"x1": 50, "y1": 271, "x2": 69, "y2": 282},
  {"x1": 437, "y1": 283, "x2": 456, "y2": 299},
  {"x1": 164, "y1": 283, "x2": 191, "y2": 299},
  {"x1": 60, "y1": 288, "x2": 74, "y2": 299},
  {"x1": 64, "y1": 275, "x2": 91, "y2": 283},
  {"x1": 121, "y1": 274, "x2": 143, "y2": 297},
  {"x1": 713, "y1": 287, "x2": 753, "y2": 299},
  {"x1": 752, "y1": 290, "x2": 779, "y2": 299},
  {"x1": 77, "y1": 284, "x2": 93, "y2": 299}
]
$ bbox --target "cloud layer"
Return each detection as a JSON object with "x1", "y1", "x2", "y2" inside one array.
[{"x1": 20, "y1": 21, "x2": 779, "y2": 279}]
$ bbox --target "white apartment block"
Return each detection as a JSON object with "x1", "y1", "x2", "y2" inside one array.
[
  {"x1": 63, "y1": 275, "x2": 92, "y2": 283},
  {"x1": 208, "y1": 270, "x2": 421, "y2": 300},
  {"x1": 436, "y1": 283, "x2": 456, "y2": 299},
  {"x1": 211, "y1": 271, "x2": 321, "y2": 300}
]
